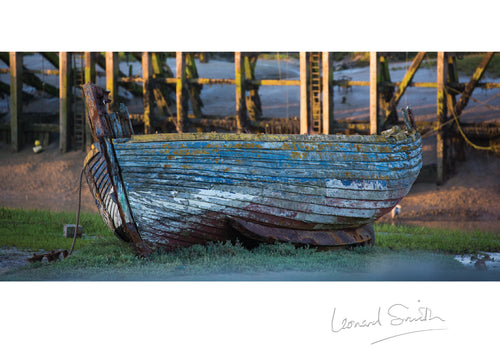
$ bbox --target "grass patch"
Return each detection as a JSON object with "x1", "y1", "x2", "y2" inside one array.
[
  {"x1": 455, "y1": 53, "x2": 500, "y2": 78},
  {"x1": 391, "y1": 53, "x2": 500, "y2": 78},
  {"x1": 374, "y1": 223, "x2": 500, "y2": 254},
  {"x1": 0, "y1": 208, "x2": 112, "y2": 252},
  {"x1": 1, "y1": 208, "x2": 498, "y2": 280}
]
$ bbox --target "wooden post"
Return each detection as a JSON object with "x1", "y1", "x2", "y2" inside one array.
[
  {"x1": 59, "y1": 52, "x2": 72, "y2": 153},
  {"x1": 151, "y1": 52, "x2": 174, "y2": 119},
  {"x1": 235, "y1": 52, "x2": 247, "y2": 133},
  {"x1": 369, "y1": 52, "x2": 380, "y2": 135},
  {"x1": 9, "y1": 52, "x2": 23, "y2": 152},
  {"x1": 299, "y1": 52, "x2": 308, "y2": 134},
  {"x1": 378, "y1": 54, "x2": 397, "y2": 129},
  {"x1": 436, "y1": 52, "x2": 447, "y2": 185},
  {"x1": 322, "y1": 52, "x2": 333, "y2": 134},
  {"x1": 446, "y1": 55, "x2": 461, "y2": 167},
  {"x1": 142, "y1": 52, "x2": 153, "y2": 134},
  {"x1": 185, "y1": 53, "x2": 203, "y2": 118},
  {"x1": 106, "y1": 52, "x2": 118, "y2": 112},
  {"x1": 244, "y1": 54, "x2": 262, "y2": 122},
  {"x1": 84, "y1": 52, "x2": 96, "y2": 84},
  {"x1": 176, "y1": 52, "x2": 186, "y2": 133},
  {"x1": 84, "y1": 52, "x2": 96, "y2": 148}
]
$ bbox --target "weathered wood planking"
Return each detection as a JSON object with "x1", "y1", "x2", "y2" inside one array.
[
  {"x1": 110, "y1": 130, "x2": 421, "y2": 249},
  {"x1": 82, "y1": 83, "x2": 422, "y2": 254}
]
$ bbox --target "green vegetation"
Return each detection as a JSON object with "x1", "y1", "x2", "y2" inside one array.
[
  {"x1": 389, "y1": 53, "x2": 500, "y2": 78},
  {"x1": 0, "y1": 208, "x2": 109, "y2": 252},
  {"x1": 454, "y1": 53, "x2": 500, "y2": 78},
  {"x1": 1, "y1": 208, "x2": 498, "y2": 280},
  {"x1": 376, "y1": 223, "x2": 500, "y2": 254}
]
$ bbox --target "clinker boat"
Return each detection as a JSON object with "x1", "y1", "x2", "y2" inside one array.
[{"x1": 82, "y1": 83, "x2": 422, "y2": 256}]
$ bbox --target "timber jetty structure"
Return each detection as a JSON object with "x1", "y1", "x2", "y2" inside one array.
[{"x1": 1, "y1": 52, "x2": 500, "y2": 184}]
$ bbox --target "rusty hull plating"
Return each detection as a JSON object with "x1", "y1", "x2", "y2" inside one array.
[{"x1": 82, "y1": 83, "x2": 422, "y2": 256}]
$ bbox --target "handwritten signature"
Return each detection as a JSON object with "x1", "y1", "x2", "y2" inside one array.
[{"x1": 331, "y1": 301, "x2": 446, "y2": 345}]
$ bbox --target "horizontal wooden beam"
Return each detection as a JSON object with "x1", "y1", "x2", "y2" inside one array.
[
  {"x1": 0, "y1": 68, "x2": 59, "y2": 75},
  {"x1": 247, "y1": 79, "x2": 300, "y2": 86},
  {"x1": 119, "y1": 76, "x2": 500, "y2": 91}
]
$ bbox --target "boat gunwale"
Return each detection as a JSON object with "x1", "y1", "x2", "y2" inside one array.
[{"x1": 120, "y1": 130, "x2": 420, "y2": 144}]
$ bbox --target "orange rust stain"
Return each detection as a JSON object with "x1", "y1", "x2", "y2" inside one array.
[
  {"x1": 233, "y1": 143, "x2": 263, "y2": 150},
  {"x1": 291, "y1": 152, "x2": 307, "y2": 160}
]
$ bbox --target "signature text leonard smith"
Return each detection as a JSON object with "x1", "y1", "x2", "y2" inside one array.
[{"x1": 331, "y1": 301, "x2": 446, "y2": 344}]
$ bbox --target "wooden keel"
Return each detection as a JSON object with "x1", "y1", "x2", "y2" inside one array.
[{"x1": 229, "y1": 218, "x2": 374, "y2": 249}]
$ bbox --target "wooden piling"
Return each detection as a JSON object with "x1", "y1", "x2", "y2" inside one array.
[
  {"x1": 369, "y1": 52, "x2": 380, "y2": 135},
  {"x1": 84, "y1": 52, "x2": 96, "y2": 149},
  {"x1": 235, "y1": 52, "x2": 247, "y2": 133},
  {"x1": 142, "y1": 52, "x2": 153, "y2": 134},
  {"x1": 299, "y1": 52, "x2": 308, "y2": 134},
  {"x1": 446, "y1": 55, "x2": 462, "y2": 166},
  {"x1": 9, "y1": 52, "x2": 23, "y2": 152},
  {"x1": 151, "y1": 52, "x2": 174, "y2": 119},
  {"x1": 244, "y1": 54, "x2": 262, "y2": 122},
  {"x1": 106, "y1": 52, "x2": 118, "y2": 112},
  {"x1": 186, "y1": 53, "x2": 203, "y2": 119},
  {"x1": 176, "y1": 52, "x2": 187, "y2": 133},
  {"x1": 378, "y1": 55, "x2": 397, "y2": 129},
  {"x1": 322, "y1": 52, "x2": 333, "y2": 134},
  {"x1": 436, "y1": 52, "x2": 447, "y2": 185},
  {"x1": 59, "y1": 52, "x2": 72, "y2": 153}
]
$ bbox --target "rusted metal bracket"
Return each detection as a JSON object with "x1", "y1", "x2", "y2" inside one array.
[{"x1": 229, "y1": 218, "x2": 374, "y2": 249}]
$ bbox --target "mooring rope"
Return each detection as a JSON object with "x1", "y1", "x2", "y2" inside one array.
[
  {"x1": 444, "y1": 86, "x2": 495, "y2": 152},
  {"x1": 418, "y1": 87, "x2": 496, "y2": 152},
  {"x1": 69, "y1": 167, "x2": 85, "y2": 256}
]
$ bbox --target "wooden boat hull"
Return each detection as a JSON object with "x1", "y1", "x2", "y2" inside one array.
[
  {"x1": 81, "y1": 83, "x2": 422, "y2": 255},
  {"x1": 84, "y1": 131, "x2": 421, "y2": 254}
]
